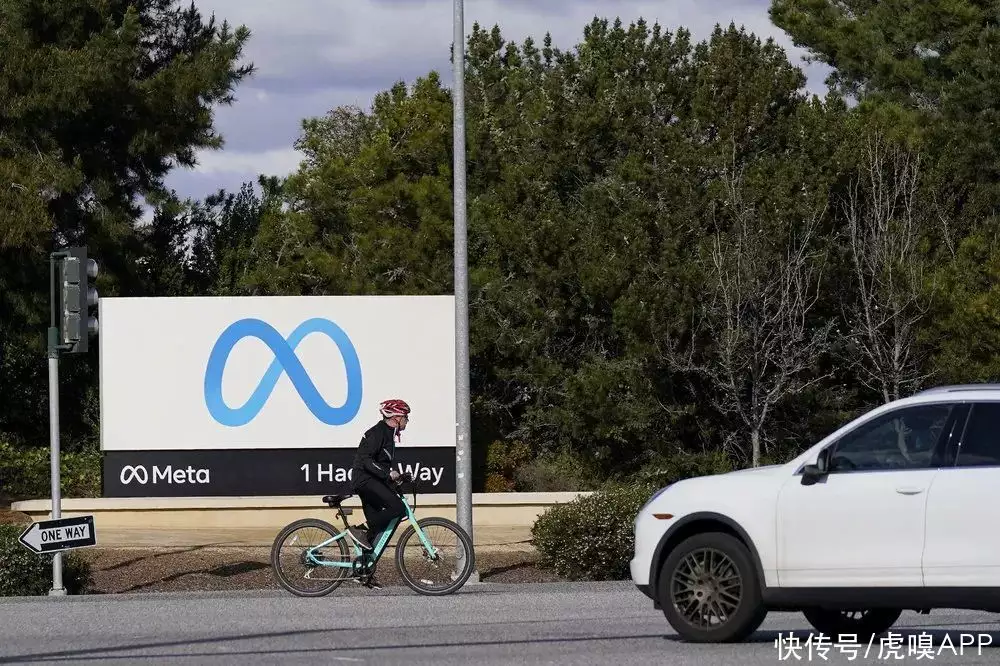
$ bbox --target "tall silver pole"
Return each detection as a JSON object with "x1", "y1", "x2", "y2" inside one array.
[
  {"x1": 452, "y1": 0, "x2": 475, "y2": 578},
  {"x1": 48, "y1": 345, "x2": 65, "y2": 596},
  {"x1": 47, "y1": 252, "x2": 66, "y2": 596}
]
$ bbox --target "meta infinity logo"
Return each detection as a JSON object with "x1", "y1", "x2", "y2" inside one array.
[{"x1": 203, "y1": 317, "x2": 363, "y2": 427}]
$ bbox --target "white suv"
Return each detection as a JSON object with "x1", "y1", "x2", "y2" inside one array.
[{"x1": 630, "y1": 384, "x2": 1000, "y2": 643}]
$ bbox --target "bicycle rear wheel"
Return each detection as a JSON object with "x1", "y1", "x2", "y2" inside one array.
[
  {"x1": 394, "y1": 517, "x2": 475, "y2": 596},
  {"x1": 270, "y1": 518, "x2": 352, "y2": 597}
]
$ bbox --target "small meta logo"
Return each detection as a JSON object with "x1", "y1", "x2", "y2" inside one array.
[
  {"x1": 203, "y1": 317, "x2": 363, "y2": 427},
  {"x1": 119, "y1": 465, "x2": 210, "y2": 485},
  {"x1": 120, "y1": 465, "x2": 149, "y2": 484}
]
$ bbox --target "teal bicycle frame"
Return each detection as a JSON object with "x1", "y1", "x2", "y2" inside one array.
[{"x1": 305, "y1": 491, "x2": 438, "y2": 572}]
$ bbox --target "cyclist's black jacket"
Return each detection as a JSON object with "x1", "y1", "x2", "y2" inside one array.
[{"x1": 352, "y1": 420, "x2": 396, "y2": 485}]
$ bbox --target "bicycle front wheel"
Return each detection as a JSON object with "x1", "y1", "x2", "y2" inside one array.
[
  {"x1": 270, "y1": 518, "x2": 352, "y2": 597},
  {"x1": 394, "y1": 516, "x2": 475, "y2": 596}
]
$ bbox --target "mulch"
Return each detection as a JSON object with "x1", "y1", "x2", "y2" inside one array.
[
  {"x1": 74, "y1": 546, "x2": 564, "y2": 594},
  {"x1": 2, "y1": 506, "x2": 567, "y2": 594}
]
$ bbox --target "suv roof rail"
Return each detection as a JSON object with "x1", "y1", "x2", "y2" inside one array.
[{"x1": 915, "y1": 384, "x2": 1000, "y2": 395}]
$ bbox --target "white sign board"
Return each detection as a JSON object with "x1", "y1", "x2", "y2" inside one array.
[{"x1": 99, "y1": 295, "x2": 456, "y2": 451}]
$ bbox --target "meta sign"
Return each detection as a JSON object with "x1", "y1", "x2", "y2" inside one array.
[{"x1": 98, "y1": 296, "x2": 457, "y2": 497}]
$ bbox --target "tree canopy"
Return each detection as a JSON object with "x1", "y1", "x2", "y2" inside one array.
[{"x1": 2, "y1": 3, "x2": 999, "y2": 495}]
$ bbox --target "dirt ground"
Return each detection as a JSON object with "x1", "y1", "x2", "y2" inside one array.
[
  {"x1": 74, "y1": 546, "x2": 564, "y2": 594},
  {"x1": 2, "y1": 507, "x2": 567, "y2": 593},
  {"x1": 0, "y1": 508, "x2": 29, "y2": 525}
]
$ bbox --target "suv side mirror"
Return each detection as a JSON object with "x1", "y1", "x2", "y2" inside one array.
[{"x1": 801, "y1": 447, "x2": 830, "y2": 486}]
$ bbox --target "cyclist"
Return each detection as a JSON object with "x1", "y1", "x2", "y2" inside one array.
[{"x1": 347, "y1": 399, "x2": 411, "y2": 563}]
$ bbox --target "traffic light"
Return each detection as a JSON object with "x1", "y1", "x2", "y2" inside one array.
[{"x1": 54, "y1": 246, "x2": 99, "y2": 354}]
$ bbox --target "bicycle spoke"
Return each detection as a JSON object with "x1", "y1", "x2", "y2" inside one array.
[
  {"x1": 272, "y1": 521, "x2": 352, "y2": 596},
  {"x1": 395, "y1": 519, "x2": 473, "y2": 595}
]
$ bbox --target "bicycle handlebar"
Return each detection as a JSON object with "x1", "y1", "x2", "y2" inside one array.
[{"x1": 392, "y1": 472, "x2": 417, "y2": 508}]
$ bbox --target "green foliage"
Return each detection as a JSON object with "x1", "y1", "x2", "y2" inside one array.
[
  {"x1": 484, "y1": 440, "x2": 533, "y2": 492},
  {"x1": 531, "y1": 483, "x2": 657, "y2": 580},
  {"x1": 514, "y1": 449, "x2": 602, "y2": 493},
  {"x1": 485, "y1": 439, "x2": 603, "y2": 491},
  {"x1": 0, "y1": 441, "x2": 100, "y2": 500},
  {"x1": 0, "y1": 524, "x2": 92, "y2": 596},
  {"x1": 0, "y1": 0, "x2": 253, "y2": 453},
  {"x1": 630, "y1": 450, "x2": 736, "y2": 489},
  {"x1": 5, "y1": 6, "x2": 1000, "y2": 495}
]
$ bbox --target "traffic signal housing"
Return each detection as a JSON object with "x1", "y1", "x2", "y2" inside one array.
[{"x1": 57, "y1": 246, "x2": 99, "y2": 354}]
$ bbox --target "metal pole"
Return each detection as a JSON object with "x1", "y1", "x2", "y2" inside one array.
[
  {"x1": 452, "y1": 0, "x2": 476, "y2": 581},
  {"x1": 47, "y1": 254, "x2": 65, "y2": 596},
  {"x1": 48, "y1": 352, "x2": 65, "y2": 596}
]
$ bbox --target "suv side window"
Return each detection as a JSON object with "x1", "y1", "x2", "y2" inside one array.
[
  {"x1": 827, "y1": 403, "x2": 954, "y2": 472},
  {"x1": 955, "y1": 402, "x2": 1000, "y2": 467}
]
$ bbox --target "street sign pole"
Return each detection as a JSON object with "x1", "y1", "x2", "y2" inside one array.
[
  {"x1": 47, "y1": 252, "x2": 68, "y2": 596},
  {"x1": 48, "y1": 351, "x2": 64, "y2": 596},
  {"x1": 452, "y1": 0, "x2": 477, "y2": 583}
]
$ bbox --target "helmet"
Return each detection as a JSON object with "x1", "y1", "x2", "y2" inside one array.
[{"x1": 379, "y1": 399, "x2": 411, "y2": 419}]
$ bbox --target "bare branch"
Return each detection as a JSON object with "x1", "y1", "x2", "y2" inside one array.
[
  {"x1": 664, "y1": 155, "x2": 834, "y2": 467},
  {"x1": 841, "y1": 129, "x2": 935, "y2": 403}
]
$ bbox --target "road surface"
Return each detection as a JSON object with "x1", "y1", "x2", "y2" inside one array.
[{"x1": 0, "y1": 581, "x2": 998, "y2": 664}]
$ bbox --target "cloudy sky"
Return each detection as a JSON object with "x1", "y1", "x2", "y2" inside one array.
[{"x1": 169, "y1": 0, "x2": 830, "y2": 203}]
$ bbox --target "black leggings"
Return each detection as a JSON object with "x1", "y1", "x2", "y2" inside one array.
[{"x1": 355, "y1": 475, "x2": 405, "y2": 538}]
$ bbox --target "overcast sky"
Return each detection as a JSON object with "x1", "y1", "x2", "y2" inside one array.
[{"x1": 168, "y1": 0, "x2": 830, "y2": 204}]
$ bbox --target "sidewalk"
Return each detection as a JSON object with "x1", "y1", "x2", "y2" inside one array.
[{"x1": 92, "y1": 524, "x2": 536, "y2": 551}]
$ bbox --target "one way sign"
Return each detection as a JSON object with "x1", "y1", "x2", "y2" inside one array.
[{"x1": 18, "y1": 515, "x2": 97, "y2": 555}]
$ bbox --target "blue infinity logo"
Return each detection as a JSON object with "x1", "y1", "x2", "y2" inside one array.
[{"x1": 203, "y1": 317, "x2": 363, "y2": 427}]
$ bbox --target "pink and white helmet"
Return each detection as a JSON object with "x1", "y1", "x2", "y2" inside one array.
[{"x1": 379, "y1": 399, "x2": 411, "y2": 419}]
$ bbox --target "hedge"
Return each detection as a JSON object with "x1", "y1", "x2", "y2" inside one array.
[
  {"x1": 530, "y1": 450, "x2": 736, "y2": 580},
  {"x1": 0, "y1": 441, "x2": 101, "y2": 500},
  {"x1": 0, "y1": 524, "x2": 92, "y2": 596},
  {"x1": 531, "y1": 483, "x2": 657, "y2": 580}
]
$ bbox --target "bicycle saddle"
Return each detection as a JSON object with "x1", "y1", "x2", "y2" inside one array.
[{"x1": 322, "y1": 494, "x2": 351, "y2": 507}]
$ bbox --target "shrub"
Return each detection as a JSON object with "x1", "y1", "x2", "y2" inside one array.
[
  {"x1": 0, "y1": 441, "x2": 101, "y2": 500},
  {"x1": 514, "y1": 449, "x2": 600, "y2": 492},
  {"x1": 0, "y1": 524, "x2": 92, "y2": 596},
  {"x1": 530, "y1": 449, "x2": 738, "y2": 580},
  {"x1": 484, "y1": 440, "x2": 601, "y2": 492},
  {"x1": 531, "y1": 482, "x2": 656, "y2": 580},
  {"x1": 631, "y1": 449, "x2": 734, "y2": 488},
  {"x1": 484, "y1": 439, "x2": 533, "y2": 492}
]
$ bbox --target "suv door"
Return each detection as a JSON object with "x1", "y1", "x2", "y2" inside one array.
[
  {"x1": 923, "y1": 400, "x2": 1000, "y2": 586},
  {"x1": 775, "y1": 402, "x2": 958, "y2": 588}
]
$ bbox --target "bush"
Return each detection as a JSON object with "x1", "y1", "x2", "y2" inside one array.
[
  {"x1": 514, "y1": 449, "x2": 600, "y2": 492},
  {"x1": 531, "y1": 482, "x2": 656, "y2": 580},
  {"x1": 631, "y1": 449, "x2": 735, "y2": 488},
  {"x1": 484, "y1": 440, "x2": 601, "y2": 491},
  {"x1": 484, "y1": 439, "x2": 534, "y2": 492},
  {"x1": 530, "y1": 449, "x2": 738, "y2": 580},
  {"x1": 0, "y1": 524, "x2": 92, "y2": 596},
  {"x1": 0, "y1": 441, "x2": 101, "y2": 500}
]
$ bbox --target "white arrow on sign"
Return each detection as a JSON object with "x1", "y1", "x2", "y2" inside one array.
[{"x1": 18, "y1": 515, "x2": 97, "y2": 554}]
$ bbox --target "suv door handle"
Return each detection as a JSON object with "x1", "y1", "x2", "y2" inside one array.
[{"x1": 895, "y1": 487, "x2": 924, "y2": 495}]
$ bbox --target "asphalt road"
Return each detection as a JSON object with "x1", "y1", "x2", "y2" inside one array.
[{"x1": 1, "y1": 581, "x2": 998, "y2": 665}]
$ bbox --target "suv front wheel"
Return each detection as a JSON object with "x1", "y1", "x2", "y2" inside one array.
[
  {"x1": 658, "y1": 531, "x2": 768, "y2": 643},
  {"x1": 802, "y1": 608, "x2": 902, "y2": 642}
]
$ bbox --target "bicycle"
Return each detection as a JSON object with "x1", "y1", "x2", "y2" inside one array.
[{"x1": 269, "y1": 473, "x2": 476, "y2": 597}]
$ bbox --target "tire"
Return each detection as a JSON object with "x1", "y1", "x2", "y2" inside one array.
[
  {"x1": 270, "y1": 518, "x2": 352, "y2": 597},
  {"x1": 394, "y1": 517, "x2": 475, "y2": 596},
  {"x1": 802, "y1": 608, "x2": 902, "y2": 642},
  {"x1": 657, "y1": 531, "x2": 767, "y2": 643}
]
